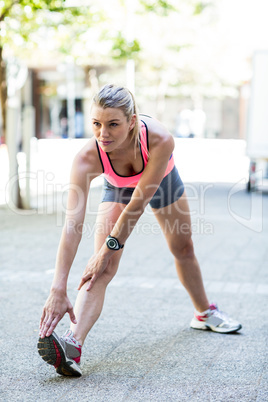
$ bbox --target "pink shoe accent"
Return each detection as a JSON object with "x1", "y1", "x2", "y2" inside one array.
[
  {"x1": 53, "y1": 340, "x2": 62, "y2": 369},
  {"x1": 209, "y1": 303, "x2": 218, "y2": 311},
  {"x1": 194, "y1": 313, "x2": 208, "y2": 322},
  {"x1": 73, "y1": 352, "x2": 81, "y2": 364},
  {"x1": 194, "y1": 304, "x2": 218, "y2": 321},
  {"x1": 72, "y1": 345, "x2": 82, "y2": 364}
]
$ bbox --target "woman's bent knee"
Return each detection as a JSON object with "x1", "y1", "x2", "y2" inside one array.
[{"x1": 169, "y1": 237, "x2": 195, "y2": 260}]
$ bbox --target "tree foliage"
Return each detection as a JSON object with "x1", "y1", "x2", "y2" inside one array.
[
  {"x1": 0, "y1": 1, "x2": 103, "y2": 57},
  {"x1": 0, "y1": 0, "x2": 237, "y2": 139},
  {"x1": 0, "y1": 0, "x2": 105, "y2": 139},
  {"x1": 111, "y1": 33, "x2": 140, "y2": 60},
  {"x1": 139, "y1": 0, "x2": 176, "y2": 16}
]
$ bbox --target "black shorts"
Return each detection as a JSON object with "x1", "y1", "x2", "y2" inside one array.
[{"x1": 101, "y1": 165, "x2": 184, "y2": 209}]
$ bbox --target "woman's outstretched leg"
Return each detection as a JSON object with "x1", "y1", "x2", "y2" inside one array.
[
  {"x1": 38, "y1": 202, "x2": 125, "y2": 376},
  {"x1": 70, "y1": 202, "x2": 126, "y2": 345}
]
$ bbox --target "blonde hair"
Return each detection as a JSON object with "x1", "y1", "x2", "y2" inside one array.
[{"x1": 92, "y1": 84, "x2": 140, "y2": 150}]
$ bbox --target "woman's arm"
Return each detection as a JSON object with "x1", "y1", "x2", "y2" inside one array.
[
  {"x1": 78, "y1": 117, "x2": 174, "y2": 291},
  {"x1": 110, "y1": 122, "x2": 174, "y2": 242},
  {"x1": 39, "y1": 139, "x2": 102, "y2": 338}
]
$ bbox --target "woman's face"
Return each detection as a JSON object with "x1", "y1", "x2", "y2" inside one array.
[{"x1": 91, "y1": 105, "x2": 136, "y2": 152}]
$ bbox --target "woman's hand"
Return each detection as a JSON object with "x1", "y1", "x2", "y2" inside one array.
[
  {"x1": 39, "y1": 289, "x2": 77, "y2": 338},
  {"x1": 78, "y1": 249, "x2": 111, "y2": 291}
]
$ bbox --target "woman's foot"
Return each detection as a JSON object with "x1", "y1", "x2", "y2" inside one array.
[
  {"x1": 190, "y1": 303, "x2": 242, "y2": 333},
  {"x1": 37, "y1": 331, "x2": 82, "y2": 377}
]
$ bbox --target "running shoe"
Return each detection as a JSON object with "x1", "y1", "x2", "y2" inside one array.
[
  {"x1": 60, "y1": 329, "x2": 82, "y2": 364},
  {"x1": 190, "y1": 303, "x2": 242, "y2": 334},
  {"x1": 37, "y1": 331, "x2": 82, "y2": 377}
]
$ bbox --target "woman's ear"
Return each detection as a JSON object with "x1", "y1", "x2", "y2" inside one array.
[{"x1": 129, "y1": 114, "x2": 136, "y2": 131}]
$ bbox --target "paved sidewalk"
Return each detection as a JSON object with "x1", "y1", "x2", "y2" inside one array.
[{"x1": 0, "y1": 183, "x2": 267, "y2": 401}]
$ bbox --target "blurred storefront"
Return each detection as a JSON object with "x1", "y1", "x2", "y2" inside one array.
[
  {"x1": 21, "y1": 64, "x2": 246, "y2": 142},
  {"x1": 31, "y1": 64, "x2": 93, "y2": 140}
]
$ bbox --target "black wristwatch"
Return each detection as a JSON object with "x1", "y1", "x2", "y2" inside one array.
[{"x1": 105, "y1": 235, "x2": 124, "y2": 251}]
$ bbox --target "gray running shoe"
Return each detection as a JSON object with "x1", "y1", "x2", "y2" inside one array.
[
  {"x1": 60, "y1": 329, "x2": 82, "y2": 364},
  {"x1": 37, "y1": 331, "x2": 82, "y2": 377},
  {"x1": 190, "y1": 303, "x2": 242, "y2": 334}
]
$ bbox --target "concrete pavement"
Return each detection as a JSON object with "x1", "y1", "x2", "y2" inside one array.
[{"x1": 0, "y1": 183, "x2": 267, "y2": 401}]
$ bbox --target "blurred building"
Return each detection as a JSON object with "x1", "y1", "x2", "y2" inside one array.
[
  {"x1": 140, "y1": 94, "x2": 244, "y2": 140},
  {"x1": 31, "y1": 64, "x2": 90, "y2": 139},
  {"x1": 11, "y1": 63, "x2": 248, "y2": 142}
]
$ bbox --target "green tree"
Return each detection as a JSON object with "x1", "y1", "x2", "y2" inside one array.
[
  {"x1": 0, "y1": 0, "x2": 107, "y2": 141},
  {"x1": 0, "y1": 0, "x2": 179, "y2": 141},
  {"x1": 1, "y1": 0, "x2": 218, "y2": 208},
  {"x1": 109, "y1": 0, "x2": 220, "y2": 119},
  {"x1": 0, "y1": 0, "x2": 108, "y2": 209},
  {"x1": 0, "y1": 0, "x2": 145, "y2": 208}
]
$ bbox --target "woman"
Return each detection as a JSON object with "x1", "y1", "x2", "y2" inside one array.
[{"x1": 38, "y1": 84, "x2": 241, "y2": 377}]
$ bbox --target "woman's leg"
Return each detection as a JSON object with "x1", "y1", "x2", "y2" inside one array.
[
  {"x1": 152, "y1": 191, "x2": 209, "y2": 313},
  {"x1": 70, "y1": 202, "x2": 126, "y2": 345}
]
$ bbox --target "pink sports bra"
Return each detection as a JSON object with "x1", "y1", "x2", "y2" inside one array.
[{"x1": 96, "y1": 120, "x2": 174, "y2": 188}]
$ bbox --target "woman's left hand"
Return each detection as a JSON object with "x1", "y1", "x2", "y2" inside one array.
[{"x1": 78, "y1": 250, "x2": 110, "y2": 291}]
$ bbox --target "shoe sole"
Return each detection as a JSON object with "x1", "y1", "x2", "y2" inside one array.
[
  {"x1": 191, "y1": 322, "x2": 242, "y2": 334},
  {"x1": 37, "y1": 333, "x2": 82, "y2": 377}
]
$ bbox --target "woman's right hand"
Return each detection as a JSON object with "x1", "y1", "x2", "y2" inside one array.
[{"x1": 39, "y1": 289, "x2": 77, "y2": 338}]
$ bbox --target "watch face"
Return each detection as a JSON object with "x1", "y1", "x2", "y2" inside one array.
[{"x1": 107, "y1": 238, "x2": 118, "y2": 249}]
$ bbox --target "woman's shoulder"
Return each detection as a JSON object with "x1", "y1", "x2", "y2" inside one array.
[
  {"x1": 140, "y1": 114, "x2": 174, "y2": 151},
  {"x1": 72, "y1": 137, "x2": 103, "y2": 176}
]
